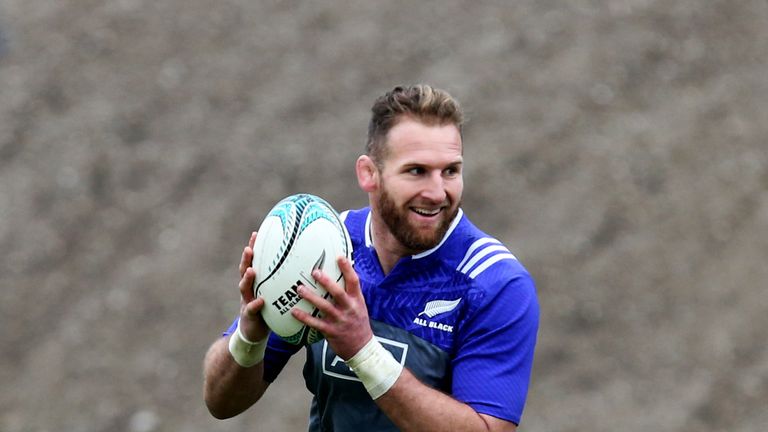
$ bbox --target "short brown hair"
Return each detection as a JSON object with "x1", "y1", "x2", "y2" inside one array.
[{"x1": 366, "y1": 84, "x2": 464, "y2": 165}]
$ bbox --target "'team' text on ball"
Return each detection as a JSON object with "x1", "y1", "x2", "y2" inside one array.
[{"x1": 272, "y1": 280, "x2": 304, "y2": 315}]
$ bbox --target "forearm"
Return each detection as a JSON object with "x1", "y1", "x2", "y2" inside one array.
[
  {"x1": 375, "y1": 369, "x2": 516, "y2": 432},
  {"x1": 342, "y1": 337, "x2": 515, "y2": 432},
  {"x1": 202, "y1": 337, "x2": 269, "y2": 419}
]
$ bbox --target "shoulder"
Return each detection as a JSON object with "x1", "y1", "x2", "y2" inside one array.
[
  {"x1": 447, "y1": 214, "x2": 530, "y2": 283},
  {"x1": 448, "y1": 215, "x2": 537, "y2": 318},
  {"x1": 339, "y1": 207, "x2": 371, "y2": 246},
  {"x1": 339, "y1": 206, "x2": 369, "y2": 225}
]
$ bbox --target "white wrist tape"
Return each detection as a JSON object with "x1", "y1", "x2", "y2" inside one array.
[
  {"x1": 345, "y1": 337, "x2": 403, "y2": 400},
  {"x1": 227, "y1": 320, "x2": 268, "y2": 368}
]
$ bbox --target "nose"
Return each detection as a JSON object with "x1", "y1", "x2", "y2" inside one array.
[{"x1": 420, "y1": 171, "x2": 447, "y2": 203}]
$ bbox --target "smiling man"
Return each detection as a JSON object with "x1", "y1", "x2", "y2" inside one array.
[
  {"x1": 364, "y1": 115, "x2": 464, "y2": 273},
  {"x1": 203, "y1": 85, "x2": 540, "y2": 432}
]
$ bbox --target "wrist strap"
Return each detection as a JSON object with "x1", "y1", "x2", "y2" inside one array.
[
  {"x1": 227, "y1": 320, "x2": 268, "y2": 368},
  {"x1": 345, "y1": 337, "x2": 403, "y2": 399}
]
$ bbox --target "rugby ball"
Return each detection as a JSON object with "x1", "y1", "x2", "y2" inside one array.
[{"x1": 252, "y1": 194, "x2": 352, "y2": 345}]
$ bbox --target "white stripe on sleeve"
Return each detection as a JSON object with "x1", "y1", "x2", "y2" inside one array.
[{"x1": 468, "y1": 253, "x2": 517, "y2": 279}]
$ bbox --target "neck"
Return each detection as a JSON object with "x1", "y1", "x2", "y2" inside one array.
[{"x1": 369, "y1": 216, "x2": 410, "y2": 275}]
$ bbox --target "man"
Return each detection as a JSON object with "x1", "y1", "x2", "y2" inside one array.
[{"x1": 203, "y1": 84, "x2": 539, "y2": 431}]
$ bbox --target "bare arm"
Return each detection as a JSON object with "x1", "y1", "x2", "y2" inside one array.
[
  {"x1": 202, "y1": 335, "x2": 269, "y2": 418},
  {"x1": 375, "y1": 369, "x2": 516, "y2": 432},
  {"x1": 293, "y1": 257, "x2": 517, "y2": 432},
  {"x1": 203, "y1": 232, "x2": 272, "y2": 419}
]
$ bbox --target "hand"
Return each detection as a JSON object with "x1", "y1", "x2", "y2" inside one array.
[
  {"x1": 292, "y1": 256, "x2": 373, "y2": 360},
  {"x1": 237, "y1": 231, "x2": 270, "y2": 341}
]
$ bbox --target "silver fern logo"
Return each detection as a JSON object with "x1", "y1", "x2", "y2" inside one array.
[
  {"x1": 418, "y1": 299, "x2": 462, "y2": 318},
  {"x1": 413, "y1": 299, "x2": 461, "y2": 333}
]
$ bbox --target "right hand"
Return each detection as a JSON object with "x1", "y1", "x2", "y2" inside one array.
[{"x1": 237, "y1": 231, "x2": 270, "y2": 341}]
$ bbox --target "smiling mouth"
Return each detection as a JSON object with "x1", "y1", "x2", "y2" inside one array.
[{"x1": 411, "y1": 207, "x2": 443, "y2": 217}]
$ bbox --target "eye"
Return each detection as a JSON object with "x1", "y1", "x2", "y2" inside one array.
[
  {"x1": 444, "y1": 165, "x2": 461, "y2": 176},
  {"x1": 407, "y1": 167, "x2": 426, "y2": 175}
]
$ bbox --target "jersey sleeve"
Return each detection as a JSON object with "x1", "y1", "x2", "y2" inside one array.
[
  {"x1": 222, "y1": 317, "x2": 303, "y2": 383},
  {"x1": 451, "y1": 272, "x2": 540, "y2": 425}
]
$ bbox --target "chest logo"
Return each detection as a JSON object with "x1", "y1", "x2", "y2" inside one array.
[
  {"x1": 413, "y1": 298, "x2": 461, "y2": 333},
  {"x1": 418, "y1": 298, "x2": 462, "y2": 317}
]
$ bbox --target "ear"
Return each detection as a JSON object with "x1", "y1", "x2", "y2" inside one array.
[{"x1": 356, "y1": 155, "x2": 379, "y2": 193}]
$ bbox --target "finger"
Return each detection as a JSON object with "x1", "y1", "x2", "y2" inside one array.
[
  {"x1": 337, "y1": 256, "x2": 361, "y2": 297},
  {"x1": 297, "y1": 284, "x2": 338, "y2": 318},
  {"x1": 311, "y1": 269, "x2": 349, "y2": 308},
  {"x1": 240, "y1": 297, "x2": 270, "y2": 341},
  {"x1": 239, "y1": 246, "x2": 251, "y2": 278},
  {"x1": 239, "y1": 232, "x2": 257, "y2": 277},
  {"x1": 291, "y1": 307, "x2": 328, "y2": 334},
  {"x1": 243, "y1": 296, "x2": 265, "y2": 317},
  {"x1": 239, "y1": 267, "x2": 256, "y2": 303}
]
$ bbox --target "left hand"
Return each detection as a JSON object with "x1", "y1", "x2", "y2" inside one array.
[{"x1": 291, "y1": 256, "x2": 373, "y2": 360}]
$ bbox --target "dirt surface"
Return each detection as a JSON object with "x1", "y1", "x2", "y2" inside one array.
[{"x1": 1, "y1": 1, "x2": 767, "y2": 431}]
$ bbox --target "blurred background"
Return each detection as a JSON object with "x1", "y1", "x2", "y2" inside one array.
[{"x1": 1, "y1": 1, "x2": 767, "y2": 431}]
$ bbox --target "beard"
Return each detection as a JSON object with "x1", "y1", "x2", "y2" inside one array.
[{"x1": 377, "y1": 185, "x2": 459, "y2": 253}]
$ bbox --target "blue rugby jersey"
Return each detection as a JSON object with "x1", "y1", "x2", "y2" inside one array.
[{"x1": 224, "y1": 207, "x2": 539, "y2": 431}]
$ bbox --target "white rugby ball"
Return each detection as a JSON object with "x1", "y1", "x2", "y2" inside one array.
[{"x1": 252, "y1": 194, "x2": 352, "y2": 345}]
